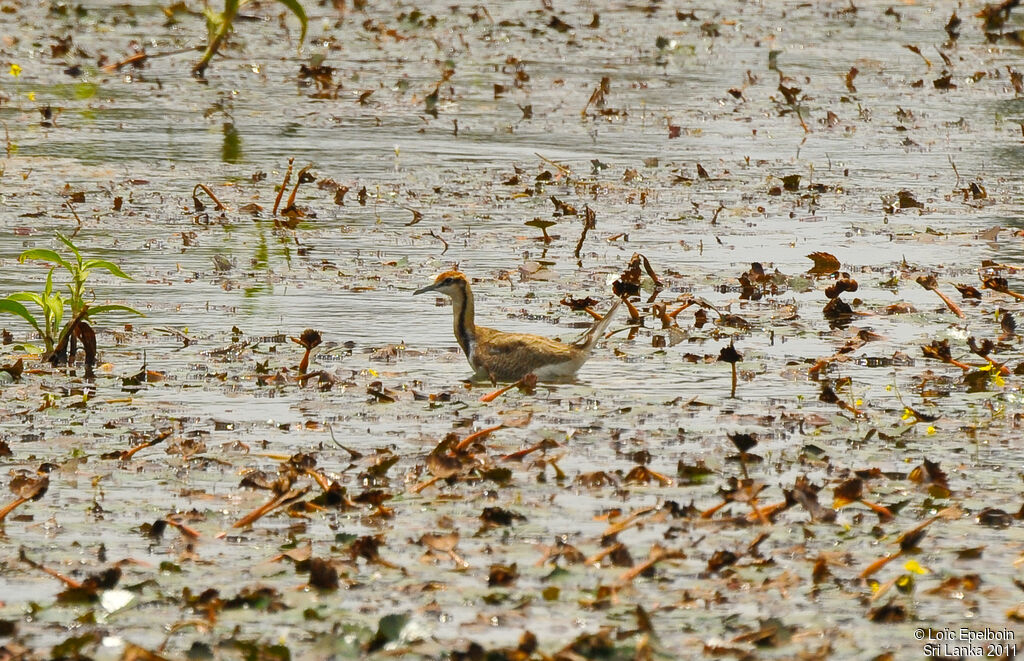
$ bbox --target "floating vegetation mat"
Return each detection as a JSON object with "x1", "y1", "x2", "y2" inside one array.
[{"x1": 0, "y1": 0, "x2": 1023, "y2": 658}]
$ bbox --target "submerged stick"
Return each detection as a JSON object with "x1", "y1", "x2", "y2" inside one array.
[{"x1": 233, "y1": 485, "x2": 310, "y2": 528}]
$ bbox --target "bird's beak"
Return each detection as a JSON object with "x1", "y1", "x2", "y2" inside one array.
[{"x1": 413, "y1": 283, "x2": 436, "y2": 296}]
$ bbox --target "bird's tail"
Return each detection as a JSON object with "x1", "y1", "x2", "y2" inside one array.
[{"x1": 575, "y1": 298, "x2": 622, "y2": 353}]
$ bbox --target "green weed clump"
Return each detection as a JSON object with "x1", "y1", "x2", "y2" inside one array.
[
  {"x1": 194, "y1": 0, "x2": 308, "y2": 77},
  {"x1": 1, "y1": 232, "x2": 142, "y2": 371}
]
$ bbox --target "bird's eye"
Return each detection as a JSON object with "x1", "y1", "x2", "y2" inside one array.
[{"x1": 443, "y1": 277, "x2": 453, "y2": 284}]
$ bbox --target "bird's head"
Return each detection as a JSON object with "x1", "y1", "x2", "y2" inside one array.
[{"x1": 414, "y1": 270, "x2": 468, "y2": 297}]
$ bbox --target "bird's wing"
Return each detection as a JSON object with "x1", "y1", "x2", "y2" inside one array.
[{"x1": 472, "y1": 329, "x2": 577, "y2": 379}]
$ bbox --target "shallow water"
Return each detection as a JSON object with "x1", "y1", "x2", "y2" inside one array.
[{"x1": 1, "y1": 0, "x2": 1024, "y2": 658}]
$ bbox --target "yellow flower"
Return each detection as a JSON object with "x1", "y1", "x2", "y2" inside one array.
[
  {"x1": 926, "y1": 425, "x2": 936, "y2": 435},
  {"x1": 9, "y1": 63, "x2": 21, "y2": 77},
  {"x1": 26, "y1": 91, "x2": 34, "y2": 101},
  {"x1": 904, "y1": 559, "x2": 928, "y2": 575}
]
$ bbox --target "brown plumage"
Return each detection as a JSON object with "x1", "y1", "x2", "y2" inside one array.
[{"x1": 414, "y1": 270, "x2": 620, "y2": 382}]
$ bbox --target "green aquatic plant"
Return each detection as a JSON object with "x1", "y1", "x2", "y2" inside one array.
[
  {"x1": 2, "y1": 268, "x2": 65, "y2": 354},
  {"x1": 1, "y1": 232, "x2": 142, "y2": 363},
  {"x1": 193, "y1": 0, "x2": 308, "y2": 77}
]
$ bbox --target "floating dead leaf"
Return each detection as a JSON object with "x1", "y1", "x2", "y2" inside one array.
[
  {"x1": 885, "y1": 302, "x2": 916, "y2": 314},
  {"x1": 480, "y1": 506, "x2": 526, "y2": 527},
  {"x1": 707, "y1": 549, "x2": 738, "y2": 573},
  {"x1": 719, "y1": 341, "x2": 742, "y2": 397},
  {"x1": 0, "y1": 472, "x2": 50, "y2": 522},
  {"x1": 845, "y1": 66, "x2": 859, "y2": 92},
  {"x1": 577, "y1": 471, "x2": 618, "y2": 488},
  {"x1": 717, "y1": 313, "x2": 751, "y2": 330},
  {"x1": 1, "y1": 358, "x2": 23, "y2": 380},
  {"x1": 308, "y1": 557, "x2": 339, "y2": 590},
  {"x1": 614, "y1": 543, "x2": 683, "y2": 586},
  {"x1": 825, "y1": 273, "x2": 858, "y2": 299},
  {"x1": 984, "y1": 276, "x2": 1024, "y2": 301},
  {"x1": 623, "y1": 465, "x2": 673, "y2": 486},
  {"x1": 420, "y1": 532, "x2": 459, "y2": 553},
  {"x1": 549, "y1": 196, "x2": 577, "y2": 216},
  {"x1": 833, "y1": 477, "x2": 892, "y2": 520},
  {"x1": 57, "y1": 567, "x2": 122, "y2": 604},
  {"x1": 676, "y1": 460, "x2": 712, "y2": 485},
  {"x1": 612, "y1": 253, "x2": 644, "y2": 297},
  {"x1": 928, "y1": 574, "x2": 981, "y2": 597},
  {"x1": 867, "y1": 599, "x2": 907, "y2": 623},
  {"x1": 727, "y1": 432, "x2": 758, "y2": 453},
  {"x1": 426, "y1": 452, "x2": 462, "y2": 480},
  {"x1": 806, "y1": 251, "x2": 840, "y2": 276},
  {"x1": 977, "y1": 507, "x2": 1013, "y2": 528},
  {"x1": 908, "y1": 459, "x2": 950, "y2": 498},
  {"x1": 916, "y1": 275, "x2": 964, "y2": 318},
  {"x1": 718, "y1": 343, "x2": 741, "y2": 364},
  {"x1": 488, "y1": 563, "x2": 518, "y2": 587},
  {"x1": 897, "y1": 190, "x2": 923, "y2": 209},
  {"x1": 1000, "y1": 309, "x2": 1017, "y2": 341},
  {"x1": 560, "y1": 295, "x2": 598, "y2": 312},
  {"x1": 525, "y1": 218, "x2": 557, "y2": 243},
  {"x1": 921, "y1": 339, "x2": 971, "y2": 370},
  {"x1": 955, "y1": 283, "x2": 982, "y2": 299}
]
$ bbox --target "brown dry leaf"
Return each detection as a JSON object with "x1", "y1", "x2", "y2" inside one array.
[
  {"x1": 121, "y1": 643, "x2": 170, "y2": 661},
  {"x1": 806, "y1": 251, "x2": 840, "y2": 276},
  {"x1": 955, "y1": 283, "x2": 982, "y2": 299},
  {"x1": 926, "y1": 574, "x2": 980, "y2": 596},
  {"x1": 487, "y1": 563, "x2": 518, "y2": 587},
  {"x1": 867, "y1": 599, "x2": 907, "y2": 623},
  {"x1": 908, "y1": 458, "x2": 950, "y2": 498},
  {"x1": 612, "y1": 253, "x2": 644, "y2": 297},
  {"x1": 897, "y1": 190, "x2": 923, "y2": 209},
  {"x1": 10, "y1": 473, "x2": 49, "y2": 501},
  {"x1": 308, "y1": 557, "x2": 339, "y2": 590},
  {"x1": 812, "y1": 555, "x2": 831, "y2": 583},
  {"x1": 728, "y1": 432, "x2": 757, "y2": 453},
  {"x1": 577, "y1": 471, "x2": 618, "y2": 488},
  {"x1": 903, "y1": 44, "x2": 930, "y2": 66},
  {"x1": 825, "y1": 274, "x2": 858, "y2": 299},
  {"x1": 480, "y1": 506, "x2": 526, "y2": 527},
  {"x1": 845, "y1": 66, "x2": 858, "y2": 92},
  {"x1": 420, "y1": 532, "x2": 460, "y2": 554},
  {"x1": 832, "y1": 477, "x2": 863, "y2": 508},
  {"x1": 790, "y1": 476, "x2": 836, "y2": 523},
  {"x1": 718, "y1": 342, "x2": 742, "y2": 364}
]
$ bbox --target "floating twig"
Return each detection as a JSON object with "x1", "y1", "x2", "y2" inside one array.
[
  {"x1": 479, "y1": 373, "x2": 537, "y2": 403},
  {"x1": 192, "y1": 183, "x2": 227, "y2": 212},
  {"x1": 916, "y1": 275, "x2": 964, "y2": 318},
  {"x1": 427, "y1": 230, "x2": 449, "y2": 254},
  {"x1": 233, "y1": 485, "x2": 310, "y2": 528},
  {"x1": 272, "y1": 159, "x2": 294, "y2": 217}
]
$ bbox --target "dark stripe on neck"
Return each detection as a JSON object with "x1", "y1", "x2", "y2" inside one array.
[{"x1": 455, "y1": 282, "x2": 473, "y2": 358}]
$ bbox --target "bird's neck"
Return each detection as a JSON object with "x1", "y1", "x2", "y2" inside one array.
[{"x1": 451, "y1": 281, "x2": 476, "y2": 357}]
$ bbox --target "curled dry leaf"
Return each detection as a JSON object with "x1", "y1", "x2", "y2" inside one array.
[{"x1": 806, "y1": 251, "x2": 840, "y2": 276}]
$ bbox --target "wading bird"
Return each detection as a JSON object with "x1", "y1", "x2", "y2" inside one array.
[{"x1": 414, "y1": 270, "x2": 620, "y2": 382}]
